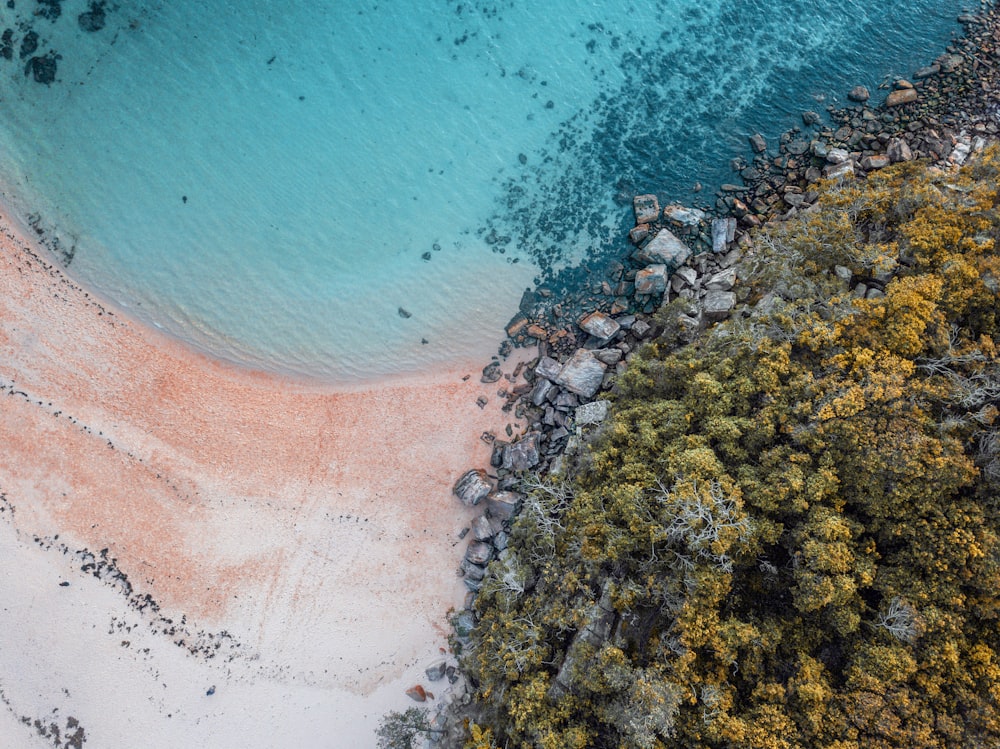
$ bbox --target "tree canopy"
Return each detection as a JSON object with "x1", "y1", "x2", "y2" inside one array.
[{"x1": 460, "y1": 149, "x2": 1000, "y2": 748}]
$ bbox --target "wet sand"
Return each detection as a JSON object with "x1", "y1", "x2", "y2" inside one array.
[{"x1": 0, "y1": 206, "x2": 523, "y2": 747}]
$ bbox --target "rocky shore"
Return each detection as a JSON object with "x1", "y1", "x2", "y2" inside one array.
[{"x1": 399, "y1": 2, "x2": 1000, "y2": 743}]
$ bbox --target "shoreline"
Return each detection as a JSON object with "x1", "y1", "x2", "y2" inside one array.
[{"x1": 0, "y1": 201, "x2": 532, "y2": 746}]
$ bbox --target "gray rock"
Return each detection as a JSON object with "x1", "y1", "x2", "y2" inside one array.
[
  {"x1": 711, "y1": 217, "x2": 737, "y2": 254},
  {"x1": 860, "y1": 154, "x2": 891, "y2": 170},
  {"x1": 886, "y1": 138, "x2": 913, "y2": 163},
  {"x1": 834, "y1": 265, "x2": 853, "y2": 283},
  {"x1": 628, "y1": 224, "x2": 650, "y2": 245},
  {"x1": 631, "y1": 319, "x2": 652, "y2": 339},
  {"x1": 635, "y1": 229, "x2": 691, "y2": 270},
  {"x1": 674, "y1": 266, "x2": 698, "y2": 287},
  {"x1": 578, "y1": 311, "x2": 621, "y2": 340},
  {"x1": 461, "y1": 559, "x2": 487, "y2": 581},
  {"x1": 786, "y1": 140, "x2": 810, "y2": 156},
  {"x1": 705, "y1": 267, "x2": 737, "y2": 291},
  {"x1": 486, "y1": 490, "x2": 521, "y2": 520},
  {"x1": 493, "y1": 531, "x2": 509, "y2": 552},
  {"x1": 480, "y1": 361, "x2": 502, "y2": 383},
  {"x1": 453, "y1": 469, "x2": 492, "y2": 506},
  {"x1": 425, "y1": 661, "x2": 448, "y2": 681},
  {"x1": 465, "y1": 540, "x2": 493, "y2": 566},
  {"x1": 826, "y1": 147, "x2": 851, "y2": 164},
  {"x1": 702, "y1": 290, "x2": 736, "y2": 321},
  {"x1": 886, "y1": 88, "x2": 918, "y2": 107},
  {"x1": 749, "y1": 132, "x2": 767, "y2": 153},
  {"x1": 633, "y1": 194, "x2": 660, "y2": 224},
  {"x1": 914, "y1": 64, "x2": 940, "y2": 78},
  {"x1": 847, "y1": 85, "x2": 870, "y2": 102},
  {"x1": 594, "y1": 348, "x2": 623, "y2": 366},
  {"x1": 634, "y1": 265, "x2": 668, "y2": 295},
  {"x1": 575, "y1": 400, "x2": 610, "y2": 426},
  {"x1": 823, "y1": 160, "x2": 855, "y2": 180},
  {"x1": 802, "y1": 110, "x2": 822, "y2": 126},
  {"x1": 530, "y1": 377, "x2": 557, "y2": 407},
  {"x1": 452, "y1": 610, "x2": 476, "y2": 639},
  {"x1": 662, "y1": 204, "x2": 706, "y2": 226},
  {"x1": 503, "y1": 432, "x2": 541, "y2": 471},
  {"x1": 534, "y1": 356, "x2": 563, "y2": 382},
  {"x1": 555, "y1": 350, "x2": 607, "y2": 399},
  {"x1": 471, "y1": 514, "x2": 495, "y2": 541},
  {"x1": 951, "y1": 141, "x2": 971, "y2": 165}
]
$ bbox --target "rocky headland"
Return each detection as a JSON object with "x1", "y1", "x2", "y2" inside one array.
[{"x1": 394, "y1": 3, "x2": 1000, "y2": 744}]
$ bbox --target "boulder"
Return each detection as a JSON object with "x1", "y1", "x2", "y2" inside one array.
[
  {"x1": 886, "y1": 138, "x2": 913, "y2": 163},
  {"x1": 633, "y1": 194, "x2": 660, "y2": 224},
  {"x1": 453, "y1": 469, "x2": 492, "y2": 507},
  {"x1": 886, "y1": 88, "x2": 918, "y2": 107},
  {"x1": 631, "y1": 319, "x2": 652, "y2": 339},
  {"x1": 480, "y1": 361, "x2": 502, "y2": 383},
  {"x1": 802, "y1": 110, "x2": 822, "y2": 126},
  {"x1": 823, "y1": 160, "x2": 855, "y2": 180},
  {"x1": 662, "y1": 204, "x2": 706, "y2": 227},
  {"x1": 465, "y1": 541, "x2": 493, "y2": 566},
  {"x1": 749, "y1": 133, "x2": 767, "y2": 153},
  {"x1": 530, "y1": 377, "x2": 557, "y2": 407},
  {"x1": 555, "y1": 350, "x2": 607, "y2": 399},
  {"x1": 674, "y1": 266, "x2": 698, "y2": 287},
  {"x1": 860, "y1": 154, "x2": 891, "y2": 170},
  {"x1": 711, "y1": 217, "x2": 737, "y2": 254},
  {"x1": 785, "y1": 140, "x2": 810, "y2": 156},
  {"x1": 594, "y1": 348, "x2": 623, "y2": 365},
  {"x1": 486, "y1": 490, "x2": 521, "y2": 520},
  {"x1": 634, "y1": 229, "x2": 691, "y2": 270},
  {"x1": 425, "y1": 662, "x2": 448, "y2": 681},
  {"x1": 471, "y1": 514, "x2": 495, "y2": 541},
  {"x1": 578, "y1": 311, "x2": 620, "y2": 340},
  {"x1": 452, "y1": 610, "x2": 476, "y2": 639},
  {"x1": 634, "y1": 265, "x2": 669, "y2": 295},
  {"x1": 534, "y1": 356, "x2": 563, "y2": 382},
  {"x1": 705, "y1": 267, "x2": 737, "y2": 291},
  {"x1": 951, "y1": 141, "x2": 971, "y2": 165},
  {"x1": 461, "y1": 559, "x2": 487, "y2": 581},
  {"x1": 503, "y1": 432, "x2": 541, "y2": 471},
  {"x1": 628, "y1": 224, "x2": 650, "y2": 245},
  {"x1": 575, "y1": 400, "x2": 610, "y2": 426},
  {"x1": 847, "y1": 85, "x2": 870, "y2": 102},
  {"x1": 826, "y1": 147, "x2": 851, "y2": 164},
  {"x1": 702, "y1": 290, "x2": 736, "y2": 321}
]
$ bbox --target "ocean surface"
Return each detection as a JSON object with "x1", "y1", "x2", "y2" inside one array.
[{"x1": 0, "y1": 0, "x2": 969, "y2": 381}]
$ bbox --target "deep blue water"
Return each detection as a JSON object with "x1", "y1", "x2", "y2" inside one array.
[{"x1": 0, "y1": 0, "x2": 970, "y2": 380}]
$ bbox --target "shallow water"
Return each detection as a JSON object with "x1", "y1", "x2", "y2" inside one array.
[{"x1": 0, "y1": 0, "x2": 969, "y2": 381}]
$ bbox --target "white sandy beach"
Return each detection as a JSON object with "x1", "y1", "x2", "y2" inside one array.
[{"x1": 0, "y1": 206, "x2": 525, "y2": 748}]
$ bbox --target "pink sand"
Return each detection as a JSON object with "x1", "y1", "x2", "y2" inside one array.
[{"x1": 0, "y1": 206, "x2": 526, "y2": 747}]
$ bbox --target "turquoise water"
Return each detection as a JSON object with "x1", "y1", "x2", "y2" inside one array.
[{"x1": 0, "y1": 0, "x2": 969, "y2": 381}]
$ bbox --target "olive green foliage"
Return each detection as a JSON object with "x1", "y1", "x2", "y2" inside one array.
[{"x1": 463, "y1": 149, "x2": 1000, "y2": 748}]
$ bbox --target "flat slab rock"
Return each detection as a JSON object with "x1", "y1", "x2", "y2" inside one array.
[
  {"x1": 633, "y1": 194, "x2": 660, "y2": 224},
  {"x1": 575, "y1": 400, "x2": 610, "y2": 426},
  {"x1": 634, "y1": 264, "x2": 668, "y2": 295},
  {"x1": 555, "y1": 349, "x2": 607, "y2": 400},
  {"x1": 486, "y1": 490, "x2": 521, "y2": 519},
  {"x1": 503, "y1": 432, "x2": 541, "y2": 471},
  {"x1": 578, "y1": 310, "x2": 620, "y2": 340},
  {"x1": 453, "y1": 469, "x2": 492, "y2": 506},
  {"x1": 635, "y1": 229, "x2": 691, "y2": 270}
]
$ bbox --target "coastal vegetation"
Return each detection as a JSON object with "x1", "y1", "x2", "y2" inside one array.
[{"x1": 457, "y1": 149, "x2": 1000, "y2": 747}]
